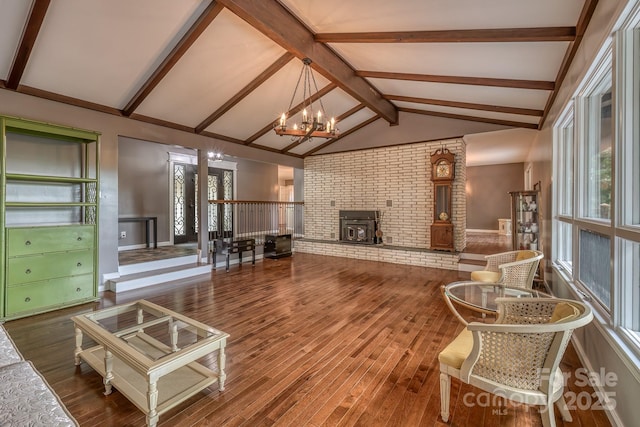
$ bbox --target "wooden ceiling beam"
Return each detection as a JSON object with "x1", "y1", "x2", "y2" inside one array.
[
  {"x1": 122, "y1": 1, "x2": 224, "y2": 116},
  {"x1": 6, "y1": 0, "x2": 51, "y2": 90},
  {"x1": 17, "y1": 84, "x2": 124, "y2": 116},
  {"x1": 398, "y1": 107, "x2": 539, "y2": 129},
  {"x1": 195, "y1": 52, "x2": 293, "y2": 134},
  {"x1": 385, "y1": 95, "x2": 543, "y2": 117},
  {"x1": 315, "y1": 27, "x2": 576, "y2": 43},
  {"x1": 356, "y1": 70, "x2": 554, "y2": 91},
  {"x1": 215, "y1": 0, "x2": 398, "y2": 125}
]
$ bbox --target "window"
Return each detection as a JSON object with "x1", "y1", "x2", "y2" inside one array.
[
  {"x1": 578, "y1": 229, "x2": 611, "y2": 307},
  {"x1": 554, "y1": 105, "x2": 575, "y2": 272},
  {"x1": 553, "y1": 24, "x2": 640, "y2": 360},
  {"x1": 582, "y1": 80, "x2": 612, "y2": 221},
  {"x1": 619, "y1": 238, "x2": 640, "y2": 334},
  {"x1": 559, "y1": 119, "x2": 574, "y2": 217},
  {"x1": 556, "y1": 221, "x2": 573, "y2": 270}
]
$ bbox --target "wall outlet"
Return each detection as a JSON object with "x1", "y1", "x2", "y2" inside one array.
[{"x1": 120, "y1": 231, "x2": 126, "y2": 239}]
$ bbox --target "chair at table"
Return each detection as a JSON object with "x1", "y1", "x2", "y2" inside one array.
[
  {"x1": 438, "y1": 297, "x2": 592, "y2": 427},
  {"x1": 470, "y1": 250, "x2": 543, "y2": 289}
]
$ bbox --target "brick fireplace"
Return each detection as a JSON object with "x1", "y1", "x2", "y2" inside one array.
[{"x1": 297, "y1": 138, "x2": 466, "y2": 270}]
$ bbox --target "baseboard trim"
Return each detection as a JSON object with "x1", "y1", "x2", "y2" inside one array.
[{"x1": 466, "y1": 229, "x2": 499, "y2": 234}]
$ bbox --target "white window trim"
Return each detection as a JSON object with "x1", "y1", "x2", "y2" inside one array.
[{"x1": 553, "y1": 6, "x2": 640, "y2": 364}]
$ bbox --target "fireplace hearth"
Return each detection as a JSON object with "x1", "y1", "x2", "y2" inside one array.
[{"x1": 339, "y1": 210, "x2": 379, "y2": 244}]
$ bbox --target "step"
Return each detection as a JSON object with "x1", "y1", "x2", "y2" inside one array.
[
  {"x1": 458, "y1": 253, "x2": 487, "y2": 272},
  {"x1": 107, "y1": 263, "x2": 211, "y2": 293},
  {"x1": 459, "y1": 252, "x2": 487, "y2": 261},
  {"x1": 118, "y1": 254, "x2": 199, "y2": 276}
]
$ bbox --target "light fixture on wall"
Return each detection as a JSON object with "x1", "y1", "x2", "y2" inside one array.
[
  {"x1": 274, "y1": 58, "x2": 337, "y2": 141},
  {"x1": 208, "y1": 151, "x2": 224, "y2": 161}
]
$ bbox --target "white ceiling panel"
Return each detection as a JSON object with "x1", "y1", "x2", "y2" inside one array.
[
  {"x1": 393, "y1": 101, "x2": 541, "y2": 125},
  {"x1": 0, "y1": 0, "x2": 33, "y2": 80},
  {"x1": 331, "y1": 42, "x2": 569, "y2": 81},
  {"x1": 313, "y1": 88, "x2": 361, "y2": 122},
  {"x1": 205, "y1": 59, "x2": 300, "y2": 139},
  {"x1": 252, "y1": 129, "x2": 310, "y2": 151},
  {"x1": 135, "y1": 9, "x2": 286, "y2": 127},
  {"x1": 465, "y1": 128, "x2": 537, "y2": 166},
  {"x1": 333, "y1": 108, "x2": 377, "y2": 134},
  {"x1": 281, "y1": 0, "x2": 584, "y2": 32},
  {"x1": 288, "y1": 137, "x2": 331, "y2": 156},
  {"x1": 368, "y1": 78, "x2": 550, "y2": 110},
  {"x1": 20, "y1": 0, "x2": 207, "y2": 108}
]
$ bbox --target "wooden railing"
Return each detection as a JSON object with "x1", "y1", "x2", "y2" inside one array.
[{"x1": 208, "y1": 200, "x2": 304, "y2": 244}]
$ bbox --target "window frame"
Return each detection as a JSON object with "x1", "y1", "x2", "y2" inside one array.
[{"x1": 553, "y1": 21, "x2": 640, "y2": 361}]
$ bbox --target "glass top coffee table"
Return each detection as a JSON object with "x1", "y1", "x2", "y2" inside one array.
[
  {"x1": 442, "y1": 281, "x2": 549, "y2": 324},
  {"x1": 72, "y1": 299, "x2": 229, "y2": 427}
]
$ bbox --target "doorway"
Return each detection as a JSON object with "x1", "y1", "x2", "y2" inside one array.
[{"x1": 173, "y1": 162, "x2": 234, "y2": 244}]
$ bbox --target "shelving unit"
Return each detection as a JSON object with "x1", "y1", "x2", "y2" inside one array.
[
  {"x1": 509, "y1": 190, "x2": 540, "y2": 251},
  {"x1": 0, "y1": 115, "x2": 100, "y2": 319}
]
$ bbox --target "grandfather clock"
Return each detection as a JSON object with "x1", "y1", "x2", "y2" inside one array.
[{"x1": 430, "y1": 148, "x2": 455, "y2": 251}]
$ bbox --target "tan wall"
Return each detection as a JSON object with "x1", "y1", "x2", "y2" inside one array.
[{"x1": 466, "y1": 163, "x2": 524, "y2": 230}]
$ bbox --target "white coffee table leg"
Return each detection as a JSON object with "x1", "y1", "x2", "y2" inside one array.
[
  {"x1": 103, "y1": 348, "x2": 114, "y2": 396},
  {"x1": 218, "y1": 347, "x2": 226, "y2": 391},
  {"x1": 74, "y1": 326, "x2": 83, "y2": 365},
  {"x1": 169, "y1": 320, "x2": 178, "y2": 352},
  {"x1": 147, "y1": 380, "x2": 159, "y2": 427}
]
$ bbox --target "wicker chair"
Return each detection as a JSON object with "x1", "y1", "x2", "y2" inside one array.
[
  {"x1": 470, "y1": 250, "x2": 544, "y2": 289},
  {"x1": 438, "y1": 297, "x2": 593, "y2": 427}
]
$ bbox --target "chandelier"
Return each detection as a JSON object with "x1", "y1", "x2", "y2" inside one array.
[{"x1": 274, "y1": 58, "x2": 337, "y2": 140}]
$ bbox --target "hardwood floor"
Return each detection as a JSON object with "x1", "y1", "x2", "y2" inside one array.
[{"x1": 4, "y1": 253, "x2": 610, "y2": 427}]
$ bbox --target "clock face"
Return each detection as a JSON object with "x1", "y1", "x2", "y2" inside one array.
[{"x1": 436, "y1": 161, "x2": 450, "y2": 178}]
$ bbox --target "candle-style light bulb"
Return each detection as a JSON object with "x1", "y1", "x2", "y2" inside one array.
[
  {"x1": 302, "y1": 109, "x2": 307, "y2": 122},
  {"x1": 330, "y1": 117, "x2": 335, "y2": 133},
  {"x1": 280, "y1": 113, "x2": 286, "y2": 127},
  {"x1": 317, "y1": 110, "x2": 322, "y2": 123}
]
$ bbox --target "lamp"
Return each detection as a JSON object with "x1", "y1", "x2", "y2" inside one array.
[
  {"x1": 208, "y1": 151, "x2": 224, "y2": 161},
  {"x1": 274, "y1": 58, "x2": 337, "y2": 141}
]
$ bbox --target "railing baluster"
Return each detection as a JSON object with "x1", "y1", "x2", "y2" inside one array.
[{"x1": 207, "y1": 200, "x2": 304, "y2": 245}]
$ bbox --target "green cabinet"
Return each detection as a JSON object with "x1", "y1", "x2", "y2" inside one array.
[{"x1": 0, "y1": 116, "x2": 100, "y2": 319}]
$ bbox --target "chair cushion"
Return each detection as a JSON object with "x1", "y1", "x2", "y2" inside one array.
[
  {"x1": 470, "y1": 270, "x2": 502, "y2": 283},
  {"x1": 438, "y1": 328, "x2": 473, "y2": 369},
  {"x1": 550, "y1": 302, "x2": 580, "y2": 323},
  {"x1": 516, "y1": 250, "x2": 537, "y2": 261}
]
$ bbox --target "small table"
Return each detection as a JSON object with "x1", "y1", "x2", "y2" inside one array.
[
  {"x1": 212, "y1": 238, "x2": 255, "y2": 272},
  {"x1": 72, "y1": 300, "x2": 229, "y2": 427},
  {"x1": 442, "y1": 281, "x2": 549, "y2": 323}
]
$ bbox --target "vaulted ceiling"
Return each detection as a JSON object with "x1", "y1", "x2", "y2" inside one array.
[{"x1": 0, "y1": 0, "x2": 597, "y2": 159}]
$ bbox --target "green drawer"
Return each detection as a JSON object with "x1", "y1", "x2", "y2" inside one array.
[
  {"x1": 7, "y1": 225, "x2": 94, "y2": 256},
  {"x1": 6, "y1": 274, "x2": 94, "y2": 316},
  {"x1": 6, "y1": 249, "x2": 94, "y2": 286}
]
